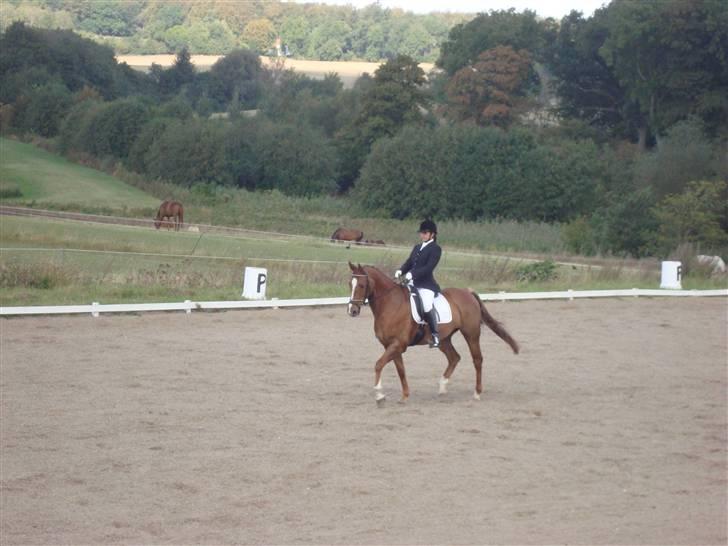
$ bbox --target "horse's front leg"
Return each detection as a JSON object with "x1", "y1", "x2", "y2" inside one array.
[{"x1": 373, "y1": 343, "x2": 402, "y2": 403}]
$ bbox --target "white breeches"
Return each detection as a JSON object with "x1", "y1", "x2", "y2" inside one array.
[{"x1": 418, "y1": 288, "x2": 435, "y2": 312}]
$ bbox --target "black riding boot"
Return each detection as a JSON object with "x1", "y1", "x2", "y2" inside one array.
[{"x1": 425, "y1": 310, "x2": 440, "y2": 348}]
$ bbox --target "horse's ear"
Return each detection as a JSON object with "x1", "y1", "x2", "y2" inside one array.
[
  {"x1": 357, "y1": 263, "x2": 362, "y2": 270},
  {"x1": 348, "y1": 261, "x2": 356, "y2": 271}
]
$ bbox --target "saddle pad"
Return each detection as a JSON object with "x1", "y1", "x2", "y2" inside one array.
[{"x1": 410, "y1": 293, "x2": 452, "y2": 324}]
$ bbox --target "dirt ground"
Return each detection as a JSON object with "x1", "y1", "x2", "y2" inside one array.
[{"x1": 1, "y1": 297, "x2": 726, "y2": 545}]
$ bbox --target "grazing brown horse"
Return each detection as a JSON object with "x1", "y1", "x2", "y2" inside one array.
[
  {"x1": 154, "y1": 200, "x2": 184, "y2": 231},
  {"x1": 331, "y1": 227, "x2": 364, "y2": 243},
  {"x1": 347, "y1": 263, "x2": 519, "y2": 403}
]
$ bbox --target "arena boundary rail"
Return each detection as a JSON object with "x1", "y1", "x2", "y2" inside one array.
[{"x1": 1, "y1": 289, "x2": 725, "y2": 317}]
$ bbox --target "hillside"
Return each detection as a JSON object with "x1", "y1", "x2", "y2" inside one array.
[
  {"x1": 0, "y1": 0, "x2": 468, "y2": 62},
  {"x1": 0, "y1": 138, "x2": 158, "y2": 210}
]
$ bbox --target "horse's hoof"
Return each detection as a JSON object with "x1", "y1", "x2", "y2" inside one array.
[
  {"x1": 473, "y1": 391, "x2": 481, "y2": 401},
  {"x1": 375, "y1": 391, "x2": 386, "y2": 402},
  {"x1": 398, "y1": 396, "x2": 408, "y2": 404},
  {"x1": 438, "y1": 377, "x2": 449, "y2": 395}
]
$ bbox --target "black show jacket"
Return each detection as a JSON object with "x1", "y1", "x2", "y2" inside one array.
[{"x1": 400, "y1": 241, "x2": 442, "y2": 293}]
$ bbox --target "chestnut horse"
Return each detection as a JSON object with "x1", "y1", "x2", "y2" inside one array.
[
  {"x1": 331, "y1": 227, "x2": 364, "y2": 243},
  {"x1": 154, "y1": 200, "x2": 184, "y2": 231},
  {"x1": 347, "y1": 263, "x2": 519, "y2": 403}
]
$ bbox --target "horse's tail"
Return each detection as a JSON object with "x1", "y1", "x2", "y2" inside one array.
[{"x1": 471, "y1": 291, "x2": 519, "y2": 354}]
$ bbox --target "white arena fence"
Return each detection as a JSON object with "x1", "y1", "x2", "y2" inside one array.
[{"x1": 1, "y1": 289, "x2": 725, "y2": 317}]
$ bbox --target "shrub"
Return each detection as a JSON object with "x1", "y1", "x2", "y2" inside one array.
[
  {"x1": 248, "y1": 120, "x2": 338, "y2": 196},
  {"x1": 144, "y1": 119, "x2": 231, "y2": 186},
  {"x1": 355, "y1": 125, "x2": 601, "y2": 222},
  {"x1": 13, "y1": 82, "x2": 72, "y2": 137},
  {"x1": 652, "y1": 180, "x2": 728, "y2": 255},
  {"x1": 59, "y1": 97, "x2": 148, "y2": 159},
  {"x1": 590, "y1": 188, "x2": 659, "y2": 257},
  {"x1": 515, "y1": 260, "x2": 557, "y2": 283},
  {"x1": 634, "y1": 119, "x2": 718, "y2": 199},
  {"x1": 82, "y1": 98, "x2": 149, "y2": 159},
  {"x1": 0, "y1": 181, "x2": 22, "y2": 199},
  {"x1": 562, "y1": 216, "x2": 597, "y2": 255}
]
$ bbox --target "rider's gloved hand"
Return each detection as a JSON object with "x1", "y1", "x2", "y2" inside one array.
[
  {"x1": 405, "y1": 272, "x2": 413, "y2": 281},
  {"x1": 394, "y1": 270, "x2": 402, "y2": 279}
]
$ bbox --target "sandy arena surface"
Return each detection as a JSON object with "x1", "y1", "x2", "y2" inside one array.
[{"x1": 1, "y1": 297, "x2": 726, "y2": 545}]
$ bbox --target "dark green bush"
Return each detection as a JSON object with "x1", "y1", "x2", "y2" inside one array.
[
  {"x1": 590, "y1": 188, "x2": 659, "y2": 257},
  {"x1": 13, "y1": 82, "x2": 72, "y2": 137},
  {"x1": 515, "y1": 260, "x2": 557, "y2": 283},
  {"x1": 145, "y1": 119, "x2": 231, "y2": 186},
  {"x1": 61, "y1": 97, "x2": 149, "y2": 159},
  {"x1": 355, "y1": 125, "x2": 601, "y2": 222},
  {"x1": 562, "y1": 217, "x2": 597, "y2": 255}
]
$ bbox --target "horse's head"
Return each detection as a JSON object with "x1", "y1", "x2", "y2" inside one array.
[
  {"x1": 347, "y1": 262, "x2": 370, "y2": 317},
  {"x1": 153, "y1": 217, "x2": 161, "y2": 229}
]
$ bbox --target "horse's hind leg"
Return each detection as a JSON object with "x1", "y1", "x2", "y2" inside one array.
[
  {"x1": 463, "y1": 331, "x2": 484, "y2": 400},
  {"x1": 437, "y1": 337, "x2": 461, "y2": 395},
  {"x1": 393, "y1": 355, "x2": 409, "y2": 403}
]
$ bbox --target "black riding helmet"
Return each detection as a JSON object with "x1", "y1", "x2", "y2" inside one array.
[{"x1": 419, "y1": 219, "x2": 437, "y2": 233}]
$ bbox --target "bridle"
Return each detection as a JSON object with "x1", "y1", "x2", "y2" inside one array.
[
  {"x1": 349, "y1": 271, "x2": 406, "y2": 307},
  {"x1": 348, "y1": 273, "x2": 370, "y2": 306}
]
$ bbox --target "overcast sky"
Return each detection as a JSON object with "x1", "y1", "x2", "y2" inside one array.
[{"x1": 293, "y1": 0, "x2": 608, "y2": 19}]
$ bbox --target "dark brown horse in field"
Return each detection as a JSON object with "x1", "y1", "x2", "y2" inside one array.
[
  {"x1": 347, "y1": 263, "x2": 519, "y2": 403},
  {"x1": 331, "y1": 227, "x2": 364, "y2": 243},
  {"x1": 154, "y1": 200, "x2": 184, "y2": 231}
]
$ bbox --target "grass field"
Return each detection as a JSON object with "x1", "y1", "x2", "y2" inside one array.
[
  {"x1": 0, "y1": 137, "x2": 567, "y2": 253},
  {"x1": 0, "y1": 138, "x2": 158, "y2": 210},
  {"x1": 0, "y1": 214, "x2": 674, "y2": 306},
  {"x1": 2, "y1": 138, "x2": 721, "y2": 307}
]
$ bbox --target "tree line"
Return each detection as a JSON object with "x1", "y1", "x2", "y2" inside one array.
[
  {"x1": 0, "y1": 0, "x2": 726, "y2": 258},
  {"x1": 0, "y1": 0, "x2": 466, "y2": 62}
]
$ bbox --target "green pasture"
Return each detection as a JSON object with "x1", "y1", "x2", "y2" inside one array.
[
  {"x1": 0, "y1": 138, "x2": 565, "y2": 253},
  {"x1": 0, "y1": 215, "x2": 690, "y2": 307},
  {"x1": 1, "y1": 141, "x2": 721, "y2": 307},
  {"x1": 0, "y1": 138, "x2": 158, "y2": 209}
]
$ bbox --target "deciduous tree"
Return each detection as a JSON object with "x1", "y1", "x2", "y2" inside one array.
[
  {"x1": 446, "y1": 46, "x2": 531, "y2": 127},
  {"x1": 437, "y1": 9, "x2": 548, "y2": 75},
  {"x1": 600, "y1": 0, "x2": 728, "y2": 145},
  {"x1": 337, "y1": 55, "x2": 428, "y2": 190},
  {"x1": 208, "y1": 49, "x2": 263, "y2": 110}
]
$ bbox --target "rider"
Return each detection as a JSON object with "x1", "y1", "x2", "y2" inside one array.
[{"x1": 395, "y1": 219, "x2": 442, "y2": 348}]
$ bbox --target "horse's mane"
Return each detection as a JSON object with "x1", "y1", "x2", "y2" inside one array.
[{"x1": 362, "y1": 265, "x2": 396, "y2": 289}]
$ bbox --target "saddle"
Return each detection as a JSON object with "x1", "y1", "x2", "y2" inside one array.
[
  {"x1": 407, "y1": 286, "x2": 452, "y2": 324},
  {"x1": 407, "y1": 286, "x2": 452, "y2": 346}
]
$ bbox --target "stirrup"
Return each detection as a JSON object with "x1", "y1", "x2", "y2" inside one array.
[{"x1": 429, "y1": 334, "x2": 440, "y2": 348}]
